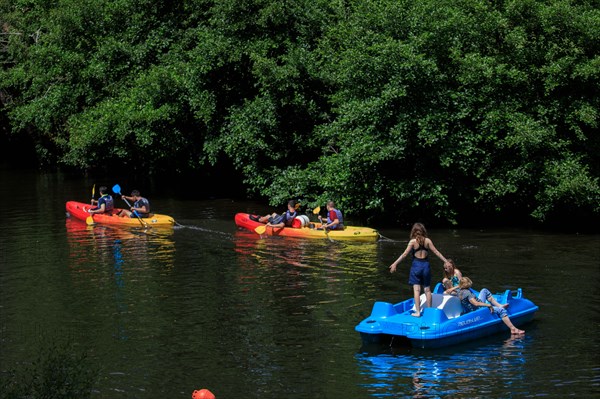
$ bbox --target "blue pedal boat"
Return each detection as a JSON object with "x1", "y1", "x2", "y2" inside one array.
[{"x1": 355, "y1": 283, "x2": 538, "y2": 349}]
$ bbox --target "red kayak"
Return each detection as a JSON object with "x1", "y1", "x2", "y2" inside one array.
[{"x1": 66, "y1": 201, "x2": 175, "y2": 227}]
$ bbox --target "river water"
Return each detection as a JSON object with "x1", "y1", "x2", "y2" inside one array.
[{"x1": 0, "y1": 169, "x2": 598, "y2": 398}]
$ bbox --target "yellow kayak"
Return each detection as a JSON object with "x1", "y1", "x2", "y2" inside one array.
[
  {"x1": 235, "y1": 213, "x2": 380, "y2": 242},
  {"x1": 66, "y1": 201, "x2": 175, "y2": 227}
]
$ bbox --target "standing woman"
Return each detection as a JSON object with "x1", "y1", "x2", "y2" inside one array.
[{"x1": 389, "y1": 223, "x2": 450, "y2": 317}]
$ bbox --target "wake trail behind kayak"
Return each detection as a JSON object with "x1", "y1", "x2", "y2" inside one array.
[{"x1": 174, "y1": 222, "x2": 232, "y2": 238}]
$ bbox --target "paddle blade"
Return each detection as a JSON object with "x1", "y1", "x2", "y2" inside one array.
[
  {"x1": 255, "y1": 225, "x2": 266, "y2": 235},
  {"x1": 312, "y1": 206, "x2": 320, "y2": 215},
  {"x1": 92, "y1": 184, "x2": 95, "y2": 198},
  {"x1": 86, "y1": 216, "x2": 95, "y2": 226},
  {"x1": 112, "y1": 184, "x2": 121, "y2": 195}
]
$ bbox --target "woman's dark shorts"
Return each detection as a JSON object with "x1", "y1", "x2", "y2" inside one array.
[{"x1": 409, "y1": 258, "x2": 431, "y2": 287}]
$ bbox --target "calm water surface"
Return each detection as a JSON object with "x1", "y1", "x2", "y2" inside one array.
[{"x1": 0, "y1": 169, "x2": 599, "y2": 398}]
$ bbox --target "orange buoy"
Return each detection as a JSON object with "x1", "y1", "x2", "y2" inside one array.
[{"x1": 192, "y1": 389, "x2": 216, "y2": 399}]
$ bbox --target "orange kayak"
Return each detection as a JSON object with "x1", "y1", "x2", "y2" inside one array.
[
  {"x1": 66, "y1": 201, "x2": 175, "y2": 227},
  {"x1": 234, "y1": 212, "x2": 379, "y2": 241}
]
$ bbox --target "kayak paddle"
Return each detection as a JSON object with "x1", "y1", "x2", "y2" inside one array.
[
  {"x1": 86, "y1": 184, "x2": 96, "y2": 225},
  {"x1": 319, "y1": 215, "x2": 333, "y2": 242},
  {"x1": 314, "y1": 206, "x2": 333, "y2": 242},
  {"x1": 112, "y1": 184, "x2": 149, "y2": 229}
]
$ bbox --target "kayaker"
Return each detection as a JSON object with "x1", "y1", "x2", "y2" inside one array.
[
  {"x1": 457, "y1": 277, "x2": 525, "y2": 335},
  {"x1": 389, "y1": 222, "x2": 450, "y2": 317},
  {"x1": 88, "y1": 186, "x2": 114, "y2": 215},
  {"x1": 117, "y1": 190, "x2": 150, "y2": 218},
  {"x1": 318, "y1": 201, "x2": 344, "y2": 230},
  {"x1": 442, "y1": 259, "x2": 463, "y2": 295},
  {"x1": 250, "y1": 200, "x2": 298, "y2": 228}
]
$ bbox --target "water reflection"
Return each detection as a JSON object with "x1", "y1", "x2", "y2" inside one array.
[
  {"x1": 233, "y1": 230, "x2": 380, "y2": 272},
  {"x1": 356, "y1": 335, "x2": 530, "y2": 398},
  {"x1": 64, "y1": 218, "x2": 176, "y2": 342},
  {"x1": 232, "y1": 229, "x2": 382, "y2": 303},
  {"x1": 229, "y1": 231, "x2": 384, "y2": 393},
  {"x1": 112, "y1": 239, "x2": 128, "y2": 341},
  {"x1": 65, "y1": 218, "x2": 176, "y2": 269}
]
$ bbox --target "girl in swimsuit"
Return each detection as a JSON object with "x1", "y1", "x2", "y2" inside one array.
[
  {"x1": 442, "y1": 259, "x2": 462, "y2": 295},
  {"x1": 389, "y1": 223, "x2": 450, "y2": 317}
]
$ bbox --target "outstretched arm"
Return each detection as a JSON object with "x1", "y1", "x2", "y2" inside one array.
[
  {"x1": 427, "y1": 239, "x2": 448, "y2": 264},
  {"x1": 389, "y1": 241, "x2": 413, "y2": 273}
]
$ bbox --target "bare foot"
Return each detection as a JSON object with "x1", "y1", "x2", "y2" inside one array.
[
  {"x1": 411, "y1": 312, "x2": 421, "y2": 318},
  {"x1": 511, "y1": 328, "x2": 525, "y2": 334}
]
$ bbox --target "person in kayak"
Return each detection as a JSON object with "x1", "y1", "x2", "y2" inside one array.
[
  {"x1": 389, "y1": 222, "x2": 450, "y2": 317},
  {"x1": 457, "y1": 276, "x2": 525, "y2": 335},
  {"x1": 250, "y1": 200, "x2": 298, "y2": 228},
  {"x1": 318, "y1": 201, "x2": 344, "y2": 230},
  {"x1": 88, "y1": 186, "x2": 114, "y2": 215},
  {"x1": 442, "y1": 259, "x2": 463, "y2": 295},
  {"x1": 117, "y1": 190, "x2": 150, "y2": 218}
]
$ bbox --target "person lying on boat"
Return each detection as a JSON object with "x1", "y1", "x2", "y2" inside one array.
[
  {"x1": 457, "y1": 277, "x2": 525, "y2": 335},
  {"x1": 249, "y1": 200, "x2": 298, "y2": 228},
  {"x1": 442, "y1": 259, "x2": 462, "y2": 295},
  {"x1": 117, "y1": 190, "x2": 150, "y2": 218},
  {"x1": 317, "y1": 201, "x2": 345, "y2": 230},
  {"x1": 88, "y1": 186, "x2": 114, "y2": 215}
]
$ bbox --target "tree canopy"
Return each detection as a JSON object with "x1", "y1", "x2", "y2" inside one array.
[{"x1": 1, "y1": 0, "x2": 598, "y2": 226}]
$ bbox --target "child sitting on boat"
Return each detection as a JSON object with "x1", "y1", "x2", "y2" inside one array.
[
  {"x1": 457, "y1": 277, "x2": 525, "y2": 335},
  {"x1": 442, "y1": 259, "x2": 462, "y2": 295},
  {"x1": 88, "y1": 186, "x2": 114, "y2": 215},
  {"x1": 317, "y1": 201, "x2": 345, "y2": 230},
  {"x1": 250, "y1": 200, "x2": 299, "y2": 228}
]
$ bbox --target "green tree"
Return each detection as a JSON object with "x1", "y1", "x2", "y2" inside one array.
[{"x1": 1, "y1": 0, "x2": 598, "y2": 225}]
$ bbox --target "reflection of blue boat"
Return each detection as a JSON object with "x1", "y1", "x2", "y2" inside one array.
[
  {"x1": 355, "y1": 335, "x2": 529, "y2": 397},
  {"x1": 355, "y1": 283, "x2": 538, "y2": 349}
]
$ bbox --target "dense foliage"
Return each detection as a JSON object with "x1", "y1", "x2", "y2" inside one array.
[{"x1": 1, "y1": 0, "x2": 598, "y2": 225}]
